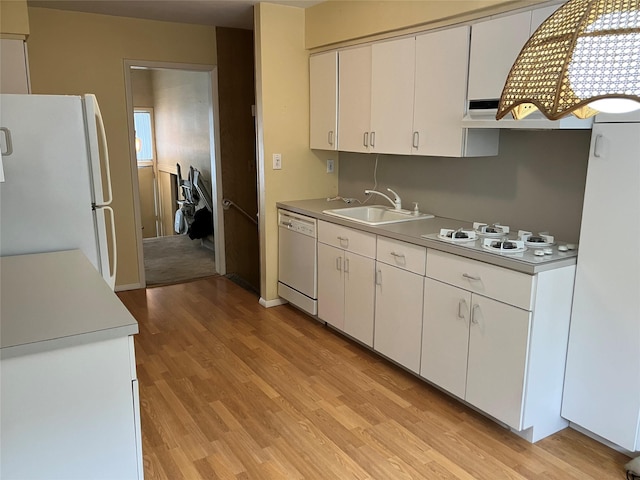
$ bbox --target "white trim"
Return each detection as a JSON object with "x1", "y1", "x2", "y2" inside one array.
[
  {"x1": 259, "y1": 297, "x2": 288, "y2": 308},
  {"x1": 210, "y1": 66, "x2": 226, "y2": 275},
  {"x1": 114, "y1": 283, "x2": 143, "y2": 292},
  {"x1": 254, "y1": 7, "x2": 268, "y2": 301},
  {"x1": 122, "y1": 59, "x2": 223, "y2": 287}
]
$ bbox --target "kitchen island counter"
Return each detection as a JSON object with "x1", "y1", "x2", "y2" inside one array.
[
  {"x1": 277, "y1": 198, "x2": 577, "y2": 274},
  {"x1": 1, "y1": 249, "x2": 138, "y2": 358}
]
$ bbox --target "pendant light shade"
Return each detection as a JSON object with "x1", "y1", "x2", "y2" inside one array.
[{"x1": 496, "y1": 0, "x2": 640, "y2": 121}]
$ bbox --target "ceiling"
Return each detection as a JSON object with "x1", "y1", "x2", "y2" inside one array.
[{"x1": 27, "y1": 0, "x2": 323, "y2": 30}]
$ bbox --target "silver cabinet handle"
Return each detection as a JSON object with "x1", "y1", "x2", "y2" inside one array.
[
  {"x1": 370, "y1": 131, "x2": 376, "y2": 147},
  {"x1": 375, "y1": 269, "x2": 382, "y2": 285},
  {"x1": 282, "y1": 220, "x2": 293, "y2": 228},
  {"x1": 463, "y1": 273, "x2": 480, "y2": 281},
  {"x1": 458, "y1": 299, "x2": 467, "y2": 319},
  {"x1": 328, "y1": 130, "x2": 334, "y2": 146},
  {"x1": 344, "y1": 257, "x2": 350, "y2": 273},
  {"x1": 337, "y1": 235, "x2": 349, "y2": 247},
  {"x1": 412, "y1": 131, "x2": 419, "y2": 149},
  {"x1": 390, "y1": 252, "x2": 405, "y2": 258},
  {"x1": 471, "y1": 304, "x2": 480, "y2": 324},
  {"x1": 0, "y1": 128, "x2": 14, "y2": 156},
  {"x1": 593, "y1": 134, "x2": 604, "y2": 158},
  {"x1": 363, "y1": 132, "x2": 369, "y2": 147},
  {"x1": 336, "y1": 256, "x2": 342, "y2": 272}
]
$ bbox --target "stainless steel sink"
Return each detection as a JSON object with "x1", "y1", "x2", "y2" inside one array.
[{"x1": 322, "y1": 205, "x2": 434, "y2": 225}]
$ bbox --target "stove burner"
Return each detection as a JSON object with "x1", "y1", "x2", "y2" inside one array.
[
  {"x1": 473, "y1": 222, "x2": 510, "y2": 238},
  {"x1": 482, "y1": 238, "x2": 526, "y2": 254},
  {"x1": 447, "y1": 230, "x2": 469, "y2": 239},
  {"x1": 491, "y1": 241, "x2": 517, "y2": 249},
  {"x1": 527, "y1": 236, "x2": 546, "y2": 243}
]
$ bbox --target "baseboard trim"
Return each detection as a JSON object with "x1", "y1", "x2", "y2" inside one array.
[
  {"x1": 259, "y1": 297, "x2": 288, "y2": 308},
  {"x1": 115, "y1": 283, "x2": 143, "y2": 292}
]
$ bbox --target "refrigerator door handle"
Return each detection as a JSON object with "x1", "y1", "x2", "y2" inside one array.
[
  {"x1": 87, "y1": 94, "x2": 113, "y2": 207},
  {"x1": 101, "y1": 205, "x2": 117, "y2": 290}
]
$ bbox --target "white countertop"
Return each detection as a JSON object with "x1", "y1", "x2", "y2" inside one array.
[
  {"x1": 277, "y1": 198, "x2": 578, "y2": 275},
  {"x1": 1, "y1": 250, "x2": 138, "y2": 358}
]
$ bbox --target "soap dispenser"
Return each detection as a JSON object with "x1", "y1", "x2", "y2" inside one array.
[{"x1": 412, "y1": 202, "x2": 420, "y2": 216}]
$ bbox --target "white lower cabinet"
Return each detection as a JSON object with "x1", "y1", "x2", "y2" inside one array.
[
  {"x1": 422, "y1": 249, "x2": 575, "y2": 442},
  {"x1": 317, "y1": 221, "x2": 376, "y2": 346},
  {"x1": 422, "y1": 279, "x2": 530, "y2": 429},
  {"x1": 374, "y1": 237, "x2": 426, "y2": 374}
]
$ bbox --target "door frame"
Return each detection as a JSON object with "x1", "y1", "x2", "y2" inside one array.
[{"x1": 123, "y1": 59, "x2": 226, "y2": 287}]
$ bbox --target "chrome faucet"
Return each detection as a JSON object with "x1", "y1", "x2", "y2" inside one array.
[{"x1": 364, "y1": 188, "x2": 402, "y2": 210}]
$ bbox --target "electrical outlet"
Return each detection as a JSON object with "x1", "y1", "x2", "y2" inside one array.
[
  {"x1": 326, "y1": 159, "x2": 334, "y2": 173},
  {"x1": 273, "y1": 153, "x2": 282, "y2": 170}
]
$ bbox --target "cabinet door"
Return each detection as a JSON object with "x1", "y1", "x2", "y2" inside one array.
[
  {"x1": 317, "y1": 243, "x2": 345, "y2": 330},
  {"x1": 374, "y1": 262, "x2": 424, "y2": 373},
  {"x1": 338, "y1": 46, "x2": 372, "y2": 153},
  {"x1": 468, "y1": 11, "x2": 532, "y2": 101},
  {"x1": 343, "y1": 252, "x2": 375, "y2": 347},
  {"x1": 413, "y1": 26, "x2": 469, "y2": 157},
  {"x1": 562, "y1": 123, "x2": 640, "y2": 451},
  {"x1": 310, "y1": 51, "x2": 338, "y2": 150},
  {"x1": 370, "y1": 37, "x2": 415, "y2": 154},
  {"x1": 466, "y1": 295, "x2": 531, "y2": 430},
  {"x1": 421, "y1": 278, "x2": 471, "y2": 399}
]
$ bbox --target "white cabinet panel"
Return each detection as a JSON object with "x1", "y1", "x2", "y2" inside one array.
[
  {"x1": 318, "y1": 230, "x2": 375, "y2": 347},
  {"x1": 318, "y1": 242, "x2": 345, "y2": 330},
  {"x1": 376, "y1": 235, "x2": 426, "y2": 275},
  {"x1": 370, "y1": 37, "x2": 416, "y2": 154},
  {"x1": 421, "y1": 278, "x2": 471, "y2": 399},
  {"x1": 466, "y1": 296, "x2": 530, "y2": 430},
  {"x1": 344, "y1": 252, "x2": 376, "y2": 346},
  {"x1": 1, "y1": 337, "x2": 140, "y2": 479},
  {"x1": 413, "y1": 26, "x2": 469, "y2": 157},
  {"x1": 338, "y1": 46, "x2": 372, "y2": 153},
  {"x1": 318, "y1": 220, "x2": 376, "y2": 258},
  {"x1": 374, "y1": 262, "x2": 424, "y2": 373},
  {"x1": 310, "y1": 51, "x2": 338, "y2": 150},
  {"x1": 468, "y1": 11, "x2": 532, "y2": 101},
  {"x1": 562, "y1": 123, "x2": 640, "y2": 451}
]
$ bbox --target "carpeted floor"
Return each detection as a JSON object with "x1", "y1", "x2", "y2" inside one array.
[{"x1": 143, "y1": 235, "x2": 216, "y2": 286}]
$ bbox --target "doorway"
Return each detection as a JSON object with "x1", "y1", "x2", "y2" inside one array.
[{"x1": 124, "y1": 61, "x2": 225, "y2": 287}]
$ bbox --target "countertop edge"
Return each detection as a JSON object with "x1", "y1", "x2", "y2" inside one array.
[
  {"x1": 1, "y1": 324, "x2": 139, "y2": 359},
  {"x1": 276, "y1": 199, "x2": 577, "y2": 275}
]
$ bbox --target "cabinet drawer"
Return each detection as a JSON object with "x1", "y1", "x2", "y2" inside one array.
[
  {"x1": 376, "y1": 236, "x2": 426, "y2": 275},
  {"x1": 426, "y1": 249, "x2": 534, "y2": 310},
  {"x1": 318, "y1": 221, "x2": 376, "y2": 258}
]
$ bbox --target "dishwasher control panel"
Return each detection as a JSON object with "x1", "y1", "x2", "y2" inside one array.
[{"x1": 278, "y1": 210, "x2": 317, "y2": 238}]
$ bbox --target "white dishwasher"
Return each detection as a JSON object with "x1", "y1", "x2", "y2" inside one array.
[{"x1": 277, "y1": 209, "x2": 318, "y2": 315}]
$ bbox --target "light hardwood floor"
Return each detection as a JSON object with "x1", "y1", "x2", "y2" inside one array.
[{"x1": 117, "y1": 276, "x2": 630, "y2": 480}]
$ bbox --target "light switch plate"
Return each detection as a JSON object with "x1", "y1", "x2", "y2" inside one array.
[
  {"x1": 273, "y1": 153, "x2": 282, "y2": 170},
  {"x1": 327, "y1": 159, "x2": 334, "y2": 173}
]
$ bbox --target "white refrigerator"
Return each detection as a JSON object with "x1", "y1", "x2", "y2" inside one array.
[
  {"x1": 561, "y1": 111, "x2": 640, "y2": 452},
  {"x1": 0, "y1": 94, "x2": 116, "y2": 289}
]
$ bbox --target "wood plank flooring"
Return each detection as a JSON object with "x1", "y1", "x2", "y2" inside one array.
[{"x1": 117, "y1": 276, "x2": 630, "y2": 480}]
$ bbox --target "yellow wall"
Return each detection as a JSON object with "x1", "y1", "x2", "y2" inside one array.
[
  {"x1": 255, "y1": 3, "x2": 338, "y2": 301},
  {"x1": 305, "y1": 0, "x2": 546, "y2": 48},
  {"x1": 0, "y1": 0, "x2": 29, "y2": 36},
  {"x1": 27, "y1": 7, "x2": 217, "y2": 288}
]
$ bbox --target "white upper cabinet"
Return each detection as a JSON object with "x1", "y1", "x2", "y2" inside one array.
[
  {"x1": 413, "y1": 26, "x2": 497, "y2": 157},
  {"x1": 413, "y1": 27, "x2": 468, "y2": 157},
  {"x1": 338, "y1": 45, "x2": 372, "y2": 153},
  {"x1": 468, "y1": 10, "x2": 532, "y2": 102},
  {"x1": 370, "y1": 37, "x2": 416, "y2": 155},
  {"x1": 309, "y1": 51, "x2": 338, "y2": 150}
]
